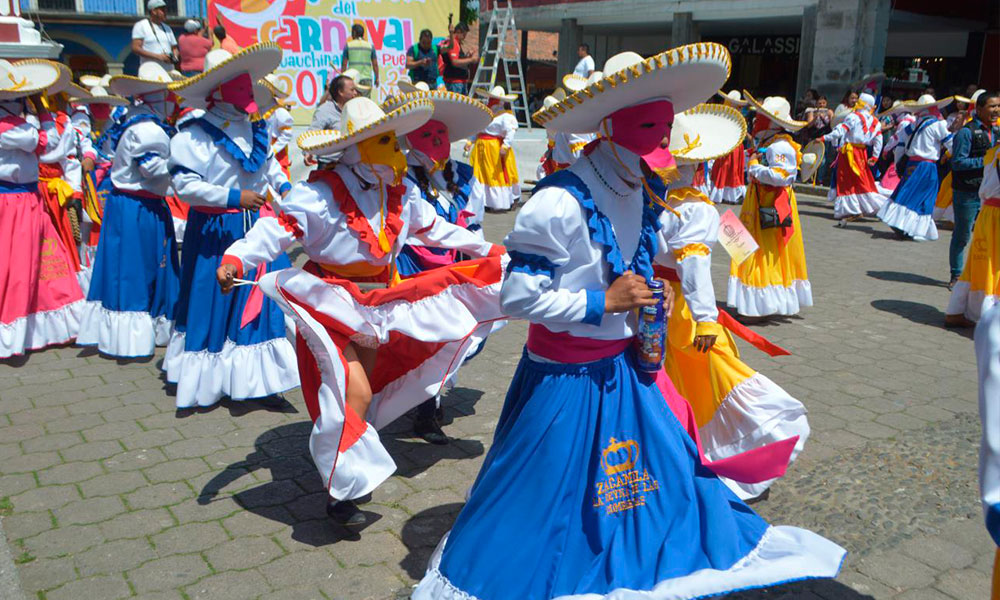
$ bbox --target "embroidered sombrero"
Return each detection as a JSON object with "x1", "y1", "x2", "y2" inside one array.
[
  {"x1": 562, "y1": 72, "x2": 602, "y2": 93},
  {"x1": 536, "y1": 43, "x2": 731, "y2": 133},
  {"x1": 110, "y1": 61, "x2": 175, "y2": 97},
  {"x1": 341, "y1": 68, "x2": 371, "y2": 92},
  {"x1": 171, "y1": 44, "x2": 282, "y2": 105},
  {"x1": 298, "y1": 96, "x2": 433, "y2": 156},
  {"x1": 259, "y1": 73, "x2": 289, "y2": 100},
  {"x1": 532, "y1": 88, "x2": 567, "y2": 125},
  {"x1": 718, "y1": 89, "x2": 748, "y2": 107},
  {"x1": 383, "y1": 88, "x2": 491, "y2": 140},
  {"x1": 397, "y1": 79, "x2": 429, "y2": 94},
  {"x1": 80, "y1": 74, "x2": 108, "y2": 89},
  {"x1": 476, "y1": 85, "x2": 517, "y2": 102},
  {"x1": 0, "y1": 59, "x2": 67, "y2": 99},
  {"x1": 743, "y1": 91, "x2": 806, "y2": 132},
  {"x1": 669, "y1": 103, "x2": 746, "y2": 165},
  {"x1": 69, "y1": 85, "x2": 128, "y2": 107},
  {"x1": 800, "y1": 139, "x2": 826, "y2": 182}
]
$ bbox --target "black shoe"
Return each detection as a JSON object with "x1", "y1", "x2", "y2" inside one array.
[
  {"x1": 326, "y1": 499, "x2": 367, "y2": 527},
  {"x1": 745, "y1": 488, "x2": 771, "y2": 505},
  {"x1": 414, "y1": 416, "x2": 449, "y2": 445},
  {"x1": 947, "y1": 276, "x2": 959, "y2": 291}
]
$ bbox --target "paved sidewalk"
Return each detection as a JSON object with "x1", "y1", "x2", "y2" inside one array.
[{"x1": 0, "y1": 192, "x2": 992, "y2": 600}]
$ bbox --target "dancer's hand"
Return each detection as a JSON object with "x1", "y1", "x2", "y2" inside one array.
[
  {"x1": 240, "y1": 190, "x2": 267, "y2": 210},
  {"x1": 499, "y1": 145, "x2": 510, "y2": 160},
  {"x1": 217, "y1": 264, "x2": 237, "y2": 294},
  {"x1": 655, "y1": 277, "x2": 674, "y2": 319},
  {"x1": 605, "y1": 271, "x2": 657, "y2": 313},
  {"x1": 81, "y1": 157, "x2": 95, "y2": 173},
  {"x1": 693, "y1": 334, "x2": 717, "y2": 353}
]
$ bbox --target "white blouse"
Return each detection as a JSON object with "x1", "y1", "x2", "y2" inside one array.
[
  {"x1": 479, "y1": 111, "x2": 518, "y2": 147},
  {"x1": 749, "y1": 135, "x2": 798, "y2": 187},
  {"x1": 893, "y1": 116, "x2": 954, "y2": 162},
  {"x1": 981, "y1": 146, "x2": 1000, "y2": 201},
  {"x1": 223, "y1": 161, "x2": 494, "y2": 275},
  {"x1": 169, "y1": 107, "x2": 290, "y2": 208},
  {"x1": 108, "y1": 105, "x2": 172, "y2": 196},
  {"x1": 824, "y1": 111, "x2": 883, "y2": 157},
  {"x1": 552, "y1": 131, "x2": 594, "y2": 165},
  {"x1": 267, "y1": 106, "x2": 294, "y2": 155},
  {"x1": 0, "y1": 103, "x2": 60, "y2": 184},
  {"x1": 501, "y1": 141, "x2": 645, "y2": 341}
]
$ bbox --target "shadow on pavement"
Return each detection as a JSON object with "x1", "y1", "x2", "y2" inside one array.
[
  {"x1": 720, "y1": 578, "x2": 875, "y2": 599},
  {"x1": 866, "y1": 270, "x2": 946, "y2": 287},
  {"x1": 871, "y1": 299, "x2": 974, "y2": 339},
  {"x1": 399, "y1": 502, "x2": 463, "y2": 579}
]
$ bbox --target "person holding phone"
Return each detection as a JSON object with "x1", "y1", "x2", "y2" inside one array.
[
  {"x1": 131, "y1": 0, "x2": 178, "y2": 69},
  {"x1": 406, "y1": 29, "x2": 438, "y2": 88}
]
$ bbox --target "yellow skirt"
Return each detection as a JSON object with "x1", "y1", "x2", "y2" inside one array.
[
  {"x1": 728, "y1": 181, "x2": 813, "y2": 316},
  {"x1": 471, "y1": 136, "x2": 519, "y2": 188},
  {"x1": 934, "y1": 171, "x2": 954, "y2": 221},
  {"x1": 946, "y1": 202, "x2": 1000, "y2": 321}
]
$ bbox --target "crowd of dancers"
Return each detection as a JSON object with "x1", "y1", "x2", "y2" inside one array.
[{"x1": 2, "y1": 38, "x2": 999, "y2": 599}]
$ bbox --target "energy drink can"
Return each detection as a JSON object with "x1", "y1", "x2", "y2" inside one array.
[{"x1": 636, "y1": 279, "x2": 666, "y2": 372}]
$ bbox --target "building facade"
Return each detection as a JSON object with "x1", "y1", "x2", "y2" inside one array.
[
  {"x1": 22, "y1": 0, "x2": 207, "y2": 75},
  {"x1": 487, "y1": 0, "x2": 996, "y2": 105}
]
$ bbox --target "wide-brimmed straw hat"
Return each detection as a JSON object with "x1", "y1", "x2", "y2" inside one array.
[
  {"x1": 476, "y1": 85, "x2": 517, "y2": 102},
  {"x1": 883, "y1": 94, "x2": 955, "y2": 117},
  {"x1": 70, "y1": 85, "x2": 128, "y2": 107},
  {"x1": 383, "y1": 89, "x2": 491, "y2": 141},
  {"x1": 397, "y1": 79, "x2": 429, "y2": 94},
  {"x1": 258, "y1": 73, "x2": 289, "y2": 100},
  {"x1": 341, "y1": 68, "x2": 372, "y2": 92},
  {"x1": 80, "y1": 74, "x2": 109, "y2": 89},
  {"x1": 532, "y1": 88, "x2": 567, "y2": 125},
  {"x1": 110, "y1": 61, "x2": 176, "y2": 97},
  {"x1": 800, "y1": 139, "x2": 826, "y2": 182},
  {"x1": 298, "y1": 96, "x2": 433, "y2": 156},
  {"x1": 718, "y1": 89, "x2": 748, "y2": 107},
  {"x1": 0, "y1": 59, "x2": 67, "y2": 99},
  {"x1": 171, "y1": 44, "x2": 282, "y2": 106},
  {"x1": 536, "y1": 43, "x2": 731, "y2": 133},
  {"x1": 562, "y1": 72, "x2": 602, "y2": 93},
  {"x1": 743, "y1": 91, "x2": 806, "y2": 132},
  {"x1": 669, "y1": 103, "x2": 746, "y2": 166}
]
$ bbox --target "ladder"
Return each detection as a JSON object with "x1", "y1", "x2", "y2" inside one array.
[{"x1": 470, "y1": 0, "x2": 532, "y2": 128}]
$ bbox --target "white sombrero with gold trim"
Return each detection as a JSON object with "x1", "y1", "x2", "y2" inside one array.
[
  {"x1": 298, "y1": 96, "x2": 433, "y2": 156},
  {"x1": 669, "y1": 103, "x2": 746, "y2": 166},
  {"x1": 744, "y1": 91, "x2": 806, "y2": 132},
  {"x1": 70, "y1": 85, "x2": 128, "y2": 107},
  {"x1": 259, "y1": 73, "x2": 289, "y2": 100},
  {"x1": 476, "y1": 85, "x2": 517, "y2": 102},
  {"x1": 562, "y1": 72, "x2": 602, "y2": 93},
  {"x1": 397, "y1": 79, "x2": 429, "y2": 94},
  {"x1": 0, "y1": 59, "x2": 67, "y2": 99},
  {"x1": 536, "y1": 43, "x2": 731, "y2": 133},
  {"x1": 383, "y1": 89, "x2": 491, "y2": 141},
  {"x1": 110, "y1": 62, "x2": 175, "y2": 97},
  {"x1": 341, "y1": 68, "x2": 372, "y2": 92},
  {"x1": 171, "y1": 44, "x2": 282, "y2": 106},
  {"x1": 532, "y1": 88, "x2": 567, "y2": 125},
  {"x1": 799, "y1": 139, "x2": 826, "y2": 182},
  {"x1": 719, "y1": 89, "x2": 748, "y2": 107}
]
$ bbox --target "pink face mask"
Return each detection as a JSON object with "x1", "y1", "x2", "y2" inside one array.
[
  {"x1": 406, "y1": 119, "x2": 451, "y2": 167},
  {"x1": 90, "y1": 104, "x2": 111, "y2": 120},
  {"x1": 219, "y1": 73, "x2": 258, "y2": 114},
  {"x1": 605, "y1": 100, "x2": 674, "y2": 156}
]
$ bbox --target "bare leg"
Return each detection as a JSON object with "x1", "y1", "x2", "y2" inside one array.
[{"x1": 343, "y1": 342, "x2": 377, "y2": 420}]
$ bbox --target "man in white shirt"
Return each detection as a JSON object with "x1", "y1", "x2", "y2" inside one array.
[
  {"x1": 131, "y1": 0, "x2": 178, "y2": 69},
  {"x1": 573, "y1": 43, "x2": 594, "y2": 78}
]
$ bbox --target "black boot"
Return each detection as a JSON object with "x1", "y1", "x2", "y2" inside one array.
[
  {"x1": 414, "y1": 398, "x2": 448, "y2": 445},
  {"x1": 326, "y1": 499, "x2": 367, "y2": 526}
]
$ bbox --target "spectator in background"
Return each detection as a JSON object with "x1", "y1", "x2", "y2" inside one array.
[
  {"x1": 441, "y1": 23, "x2": 477, "y2": 95},
  {"x1": 573, "y1": 44, "x2": 594, "y2": 78},
  {"x1": 406, "y1": 29, "x2": 438, "y2": 88},
  {"x1": 306, "y1": 74, "x2": 359, "y2": 166},
  {"x1": 131, "y1": 0, "x2": 178, "y2": 69},
  {"x1": 342, "y1": 24, "x2": 378, "y2": 97},
  {"x1": 805, "y1": 95, "x2": 834, "y2": 185},
  {"x1": 177, "y1": 19, "x2": 212, "y2": 76},
  {"x1": 214, "y1": 24, "x2": 240, "y2": 55}
]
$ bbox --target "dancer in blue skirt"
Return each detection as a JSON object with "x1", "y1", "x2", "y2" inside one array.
[
  {"x1": 76, "y1": 62, "x2": 181, "y2": 358},
  {"x1": 413, "y1": 44, "x2": 846, "y2": 600},
  {"x1": 165, "y1": 44, "x2": 298, "y2": 409}
]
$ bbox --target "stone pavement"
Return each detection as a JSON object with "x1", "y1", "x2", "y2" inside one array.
[{"x1": 0, "y1": 190, "x2": 993, "y2": 600}]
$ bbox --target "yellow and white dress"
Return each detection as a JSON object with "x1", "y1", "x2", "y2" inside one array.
[
  {"x1": 655, "y1": 179, "x2": 809, "y2": 499},
  {"x1": 728, "y1": 133, "x2": 813, "y2": 316},
  {"x1": 469, "y1": 109, "x2": 520, "y2": 212},
  {"x1": 947, "y1": 144, "x2": 1000, "y2": 322}
]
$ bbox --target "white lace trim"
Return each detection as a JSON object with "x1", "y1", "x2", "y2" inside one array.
[
  {"x1": 877, "y1": 200, "x2": 939, "y2": 241},
  {"x1": 0, "y1": 301, "x2": 82, "y2": 359},
  {"x1": 726, "y1": 278, "x2": 813, "y2": 317},
  {"x1": 76, "y1": 301, "x2": 173, "y2": 358}
]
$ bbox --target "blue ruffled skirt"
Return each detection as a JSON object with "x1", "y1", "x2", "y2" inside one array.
[
  {"x1": 76, "y1": 189, "x2": 180, "y2": 357},
  {"x1": 163, "y1": 208, "x2": 298, "y2": 407},
  {"x1": 414, "y1": 348, "x2": 845, "y2": 600},
  {"x1": 878, "y1": 160, "x2": 940, "y2": 240}
]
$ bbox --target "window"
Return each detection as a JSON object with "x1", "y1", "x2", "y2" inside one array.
[{"x1": 37, "y1": 0, "x2": 75, "y2": 10}]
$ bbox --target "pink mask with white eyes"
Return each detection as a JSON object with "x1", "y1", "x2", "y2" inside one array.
[
  {"x1": 406, "y1": 119, "x2": 451, "y2": 167},
  {"x1": 602, "y1": 99, "x2": 675, "y2": 180},
  {"x1": 218, "y1": 73, "x2": 258, "y2": 114}
]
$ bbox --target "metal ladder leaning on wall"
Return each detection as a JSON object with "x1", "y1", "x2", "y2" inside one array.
[{"x1": 470, "y1": 0, "x2": 532, "y2": 128}]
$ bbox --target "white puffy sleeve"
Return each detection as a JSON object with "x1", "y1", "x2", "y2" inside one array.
[
  {"x1": 749, "y1": 140, "x2": 798, "y2": 186},
  {"x1": 404, "y1": 182, "x2": 496, "y2": 257},
  {"x1": 128, "y1": 125, "x2": 171, "y2": 181},
  {"x1": 0, "y1": 119, "x2": 41, "y2": 153},
  {"x1": 871, "y1": 121, "x2": 884, "y2": 158},
  {"x1": 823, "y1": 113, "x2": 855, "y2": 147},
  {"x1": 500, "y1": 188, "x2": 601, "y2": 325},
  {"x1": 654, "y1": 202, "x2": 720, "y2": 329},
  {"x1": 223, "y1": 181, "x2": 327, "y2": 277},
  {"x1": 265, "y1": 151, "x2": 291, "y2": 196},
  {"x1": 500, "y1": 113, "x2": 518, "y2": 148},
  {"x1": 169, "y1": 129, "x2": 234, "y2": 208},
  {"x1": 270, "y1": 107, "x2": 294, "y2": 154}
]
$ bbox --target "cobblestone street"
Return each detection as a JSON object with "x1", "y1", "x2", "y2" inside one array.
[{"x1": 0, "y1": 190, "x2": 991, "y2": 600}]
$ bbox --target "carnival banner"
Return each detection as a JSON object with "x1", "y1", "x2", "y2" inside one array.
[{"x1": 207, "y1": 0, "x2": 459, "y2": 124}]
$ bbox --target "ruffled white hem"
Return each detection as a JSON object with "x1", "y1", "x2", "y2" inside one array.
[
  {"x1": 833, "y1": 192, "x2": 886, "y2": 219},
  {"x1": 726, "y1": 278, "x2": 813, "y2": 317},
  {"x1": 0, "y1": 301, "x2": 82, "y2": 359},
  {"x1": 932, "y1": 203, "x2": 954, "y2": 222},
  {"x1": 473, "y1": 178, "x2": 521, "y2": 211},
  {"x1": 878, "y1": 201, "x2": 939, "y2": 241},
  {"x1": 162, "y1": 333, "x2": 300, "y2": 408},
  {"x1": 700, "y1": 372, "x2": 810, "y2": 500},
  {"x1": 413, "y1": 526, "x2": 846, "y2": 600},
  {"x1": 946, "y1": 282, "x2": 996, "y2": 323},
  {"x1": 714, "y1": 185, "x2": 746, "y2": 204},
  {"x1": 76, "y1": 301, "x2": 173, "y2": 358}
]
